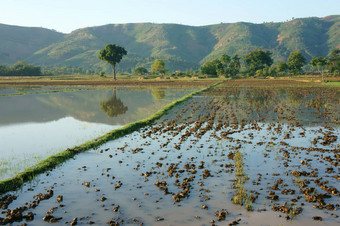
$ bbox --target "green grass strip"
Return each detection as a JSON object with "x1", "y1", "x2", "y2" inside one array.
[
  {"x1": 0, "y1": 82, "x2": 221, "y2": 195},
  {"x1": 325, "y1": 81, "x2": 340, "y2": 87}
]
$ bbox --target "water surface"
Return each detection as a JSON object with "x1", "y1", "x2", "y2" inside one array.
[
  {"x1": 1, "y1": 86, "x2": 339, "y2": 225},
  {"x1": 0, "y1": 87, "x2": 195, "y2": 179}
]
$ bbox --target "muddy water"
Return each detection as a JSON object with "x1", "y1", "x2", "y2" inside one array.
[
  {"x1": 0, "y1": 87, "x2": 339, "y2": 225},
  {"x1": 0, "y1": 87, "x2": 195, "y2": 180}
]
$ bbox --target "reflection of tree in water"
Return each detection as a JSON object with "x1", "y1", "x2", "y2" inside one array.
[
  {"x1": 151, "y1": 89, "x2": 165, "y2": 100},
  {"x1": 100, "y1": 89, "x2": 128, "y2": 117}
]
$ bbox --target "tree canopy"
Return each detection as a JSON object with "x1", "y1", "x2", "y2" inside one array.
[
  {"x1": 287, "y1": 51, "x2": 306, "y2": 73},
  {"x1": 327, "y1": 48, "x2": 340, "y2": 74},
  {"x1": 0, "y1": 61, "x2": 41, "y2": 76},
  {"x1": 277, "y1": 62, "x2": 289, "y2": 73},
  {"x1": 151, "y1": 59, "x2": 166, "y2": 75},
  {"x1": 200, "y1": 58, "x2": 220, "y2": 77},
  {"x1": 134, "y1": 67, "x2": 148, "y2": 75},
  {"x1": 98, "y1": 44, "x2": 127, "y2": 80},
  {"x1": 244, "y1": 48, "x2": 273, "y2": 76},
  {"x1": 200, "y1": 54, "x2": 241, "y2": 78}
]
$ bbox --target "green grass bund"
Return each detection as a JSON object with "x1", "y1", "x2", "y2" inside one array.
[
  {"x1": 325, "y1": 81, "x2": 340, "y2": 87},
  {"x1": 0, "y1": 82, "x2": 221, "y2": 195}
]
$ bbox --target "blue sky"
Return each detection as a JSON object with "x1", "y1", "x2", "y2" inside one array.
[{"x1": 0, "y1": 0, "x2": 339, "y2": 33}]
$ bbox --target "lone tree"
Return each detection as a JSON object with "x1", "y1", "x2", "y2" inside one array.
[
  {"x1": 98, "y1": 44, "x2": 127, "y2": 80},
  {"x1": 151, "y1": 59, "x2": 166, "y2": 75}
]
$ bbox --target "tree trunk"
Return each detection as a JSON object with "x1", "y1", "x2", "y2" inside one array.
[
  {"x1": 112, "y1": 64, "x2": 116, "y2": 80},
  {"x1": 318, "y1": 68, "x2": 324, "y2": 82}
]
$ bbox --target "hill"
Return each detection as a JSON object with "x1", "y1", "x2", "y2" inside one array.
[
  {"x1": 0, "y1": 15, "x2": 339, "y2": 72},
  {"x1": 0, "y1": 24, "x2": 64, "y2": 64}
]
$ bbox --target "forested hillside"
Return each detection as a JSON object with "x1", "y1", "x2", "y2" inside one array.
[{"x1": 0, "y1": 15, "x2": 339, "y2": 72}]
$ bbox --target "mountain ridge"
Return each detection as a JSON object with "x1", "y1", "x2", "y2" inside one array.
[{"x1": 0, "y1": 15, "x2": 339, "y2": 72}]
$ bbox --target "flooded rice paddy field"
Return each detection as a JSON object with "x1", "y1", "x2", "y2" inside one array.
[
  {"x1": 1, "y1": 85, "x2": 339, "y2": 225},
  {"x1": 0, "y1": 86, "x2": 195, "y2": 180}
]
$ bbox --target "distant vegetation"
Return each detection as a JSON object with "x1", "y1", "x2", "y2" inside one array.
[
  {"x1": 0, "y1": 61, "x2": 41, "y2": 76},
  {"x1": 42, "y1": 66, "x2": 97, "y2": 75},
  {"x1": 0, "y1": 62, "x2": 98, "y2": 76},
  {"x1": 199, "y1": 48, "x2": 339, "y2": 78},
  {"x1": 1, "y1": 47, "x2": 339, "y2": 78}
]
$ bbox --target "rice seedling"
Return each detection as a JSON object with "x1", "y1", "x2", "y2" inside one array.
[{"x1": 232, "y1": 151, "x2": 253, "y2": 211}]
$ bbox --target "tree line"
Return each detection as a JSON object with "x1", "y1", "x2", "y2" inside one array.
[
  {"x1": 0, "y1": 62, "x2": 101, "y2": 76},
  {"x1": 1, "y1": 44, "x2": 339, "y2": 78},
  {"x1": 126, "y1": 47, "x2": 340, "y2": 79},
  {"x1": 0, "y1": 61, "x2": 41, "y2": 76},
  {"x1": 199, "y1": 48, "x2": 340, "y2": 79}
]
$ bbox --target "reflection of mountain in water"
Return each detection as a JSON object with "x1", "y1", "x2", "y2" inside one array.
[{"x1": 0, "y1": 88, "x2": 193, "y2": 126}]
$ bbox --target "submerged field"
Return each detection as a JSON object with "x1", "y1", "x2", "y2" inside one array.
[
  {"x1": 0, "y1": 80, "x2": 339, "y2": 225},
  {"x1": 0, "y1": 86, "x2": 195, "y2": 180}
]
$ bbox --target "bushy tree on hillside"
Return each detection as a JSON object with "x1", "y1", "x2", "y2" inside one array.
[
  {"x1": 244, "y1": 48, "x2": 273, "y2": 76},
  {"x1": 287, "y1": 51, "x2": 306, "y2": 74},
  {"x1": 98, "y1": 44, "x2": 127, "y2": 80}
]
